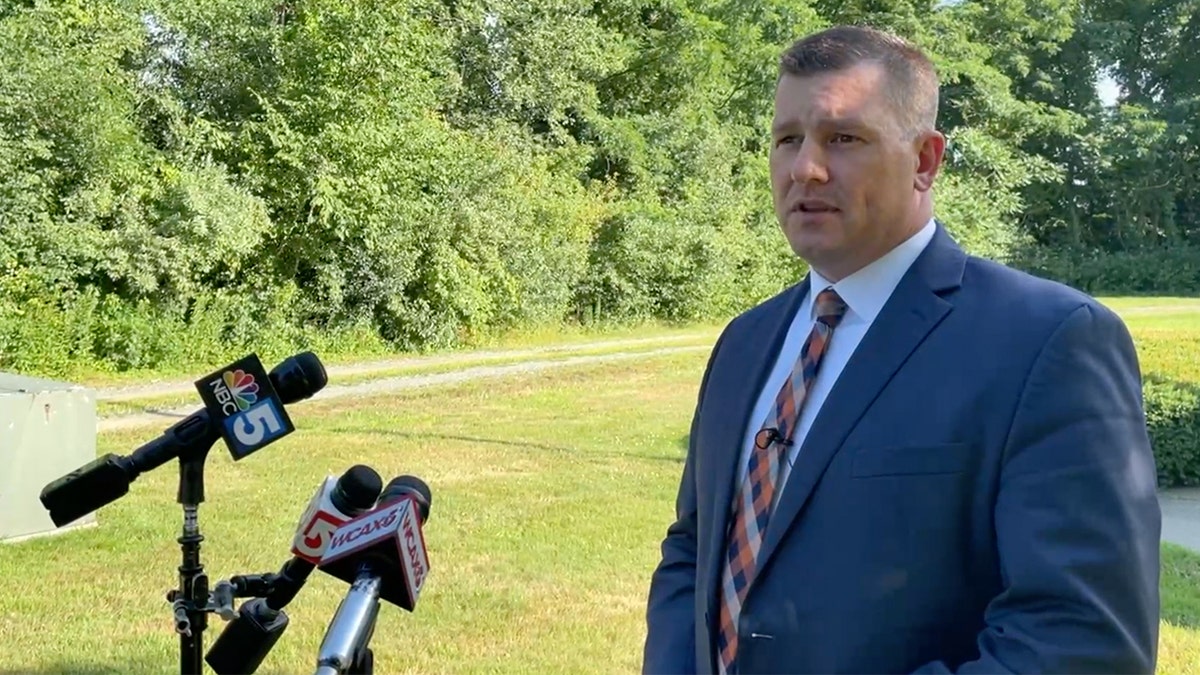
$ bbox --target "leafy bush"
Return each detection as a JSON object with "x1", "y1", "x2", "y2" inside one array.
[
  {"x1": 1144, "y1": 376, "x2": 1200, "y2": 488},
  {"x1": 1009, "y1": 246, "x2": 1200, "y2": 296},
  {"x1": 0, "y1": 0, "x2": 1182, "y2": 379}
]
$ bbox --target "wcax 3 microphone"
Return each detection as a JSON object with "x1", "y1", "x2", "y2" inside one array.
[
  {"x1": 39, "y1": 352, "x2": 328, "y2": 527},
  {"x1": 313, "y1": 475, "x2": 433, "y2": 675},
  {"x1": 205, "y1": 465, "x2": 384, "y2": 675}
]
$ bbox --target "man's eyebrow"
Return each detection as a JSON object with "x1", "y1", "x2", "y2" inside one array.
[
  {"x1": 827, "y1": 116, "x2": 868, "y2": 128},
  {"x1": 771, "y1": 116, "x2": 869, "y2": 135}
]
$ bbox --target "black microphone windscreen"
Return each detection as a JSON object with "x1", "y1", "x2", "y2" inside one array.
[
  {"x1": 269, "y1": 351, "x2": 328, "y2": 404},
  {"x1": 39, "y1": 454, "x2": 132, "y2": 527},
  {"x1": 331, "y1": 465, "x2": 383, "y2": 515},
  {"x1": 380, "y1": 475, "x2": 432, "y2": 523}
]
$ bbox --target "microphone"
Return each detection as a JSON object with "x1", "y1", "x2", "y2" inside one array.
[
  {"x1": 754, "y1": 427, "x2": 793, "y2": 449},
  {"x1": 38, "y1": 352, "x2": 328, "y2": 527},
  {"x1": 204, "y1": 465, "x2": 383, "y2": 675},
  {"x1": 273, "y1": 463, "x2": 387, "y2": 608},
  {"x1": 313, "y1": 476, "x2": 432, "y2": 675}
]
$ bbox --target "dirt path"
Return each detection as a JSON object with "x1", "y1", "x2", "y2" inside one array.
[
  {"x1": 79, "y1": 301, "x2": 1200, "y2": 403},
  {"x1": 97, "y1": 345, "x2": 711, "y2": 433},
  {"x1": 1159, "y1": 488, "x2": 1200, "y2": 553},
  {"x1": 94, "y1": 333, "x2": 713, "y2": 402}
]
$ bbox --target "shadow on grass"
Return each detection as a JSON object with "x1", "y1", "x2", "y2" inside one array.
[
  {"x1": 157, "y1": 372, "x2": 1198, "y2": 481},
  {"x1": 0, "y1": 662, "x2": 131, "y2": 667},
  {"x1": 0, "y1": 662, "x2": 297, "y2": 667},
  {"x1": 0, "y1": 666, "x2": 294, "y2": 675},
  {"x1": 0, "y1": 662, "x2": 123, "y2": 667},
  {"x1": 330, "y1": 427, "x2": 684, "y2": 464}
]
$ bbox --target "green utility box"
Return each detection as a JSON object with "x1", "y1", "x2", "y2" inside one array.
[{"x1": 0, "y1": 372, "x2": 97, "y2": 543}]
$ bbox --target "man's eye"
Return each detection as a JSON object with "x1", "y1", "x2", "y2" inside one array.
[{"x1": 832, "y1": 134, "x2": 857, "y2": 143}]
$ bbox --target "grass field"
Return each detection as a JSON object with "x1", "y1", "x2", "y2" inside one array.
[
  {"x1": 0, "y1": 298, "x2": 1198, "y2": 674},
  {"x1": 1, "y1": 354, "x2": 703, "y2": 674}
]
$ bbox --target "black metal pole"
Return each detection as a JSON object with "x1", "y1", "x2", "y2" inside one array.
[{"x1": 175, "y1": 447, "x2": 211, "y2": 675}]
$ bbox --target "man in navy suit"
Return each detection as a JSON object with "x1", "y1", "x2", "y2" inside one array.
[{"x1": 642, "y1": 24, "x2": 1162, "y2": 675}]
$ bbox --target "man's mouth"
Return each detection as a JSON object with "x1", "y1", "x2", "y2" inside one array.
[{"x1": 795, "y1": 200, "x2": 838, "y2": 213}]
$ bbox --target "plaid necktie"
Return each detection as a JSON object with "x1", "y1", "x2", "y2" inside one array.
[{"x1": 715, "y1": 287, "x2": 848, "y2": 674}]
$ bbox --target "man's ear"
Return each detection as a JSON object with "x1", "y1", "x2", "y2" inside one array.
[{"x1": 914, "y1": 130, "x2": 945, "y2": 192}]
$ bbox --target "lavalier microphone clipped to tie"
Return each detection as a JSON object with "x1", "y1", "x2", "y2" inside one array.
[{"x1": 755, "y1": 427, "x2": 793, "y2": 449}]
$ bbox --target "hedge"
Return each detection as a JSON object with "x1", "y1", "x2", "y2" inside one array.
[{"x1": 1145, "y1": 376, "x2": 1200, "y2": 488}]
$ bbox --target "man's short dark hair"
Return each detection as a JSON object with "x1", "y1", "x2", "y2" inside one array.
[{"x1": 779, "y1": 25, "x2": 939, "y2": 137}]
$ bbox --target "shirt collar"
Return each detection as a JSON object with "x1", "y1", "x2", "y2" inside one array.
[{"x1": 808, "y1": 217, "x2": 936, "y2": 324}]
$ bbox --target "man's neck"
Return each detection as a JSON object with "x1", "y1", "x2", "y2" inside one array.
[{"x1": 811, "y1": 217, "x2": 934, "y2": 283}]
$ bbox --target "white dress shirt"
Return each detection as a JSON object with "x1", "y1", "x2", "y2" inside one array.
[{"x1": 734, "y1": 218, "x2": 937, "y2": 505}]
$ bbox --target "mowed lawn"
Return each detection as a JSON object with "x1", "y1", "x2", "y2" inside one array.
[
  {"x1": 0, "y1": 353, "x2": 704, "y2": 674},
  {"x1": 0, "y1": 297, "x2": 1197, "y2": 674}
]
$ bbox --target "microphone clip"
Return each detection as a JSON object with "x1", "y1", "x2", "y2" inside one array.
[
  {"x1": 168, "y1": 581, "x2": 238, "y2": 627},
  {"x1": 754, "y1": 427, "x2": 793, "y2": 450},
  {"x1": 227, "y1": 573, "x2": 279, "y2": 599}
]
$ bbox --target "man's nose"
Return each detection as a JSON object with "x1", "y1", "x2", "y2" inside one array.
[{"x1": 790, "y1": 140, "x2": 829, "y2": 184}]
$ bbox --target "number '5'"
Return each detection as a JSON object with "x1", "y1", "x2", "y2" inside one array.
[
  {"x1": 301, "y1": 519, "x2": 338, "y2": 556},
  {"x1": 233, "y1": 402, "x2": 283, "y2": 445}
]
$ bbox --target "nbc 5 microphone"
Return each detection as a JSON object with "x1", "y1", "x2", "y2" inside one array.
[
  {"x1": 204, "y1": 465, "x2": 383, "y2": 675},
  {"x1": 313, "y1": 475, "x2": 432, "y2": 675},
  {"x1": 39, "y1": 352, "x2": 328, "y2": 527}
]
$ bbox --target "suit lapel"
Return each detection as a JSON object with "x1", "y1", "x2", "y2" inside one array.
[
  {"x1": 752, "y1": 224, "x2": 966, "y2": 575},
  {"x1": 701, "y1": 277, "x2": 810, "y2": 620}
]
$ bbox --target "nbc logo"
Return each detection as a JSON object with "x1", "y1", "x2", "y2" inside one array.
[
  {"x1": 221, "y1": 369, "x2": 260, "y2": 411},
  {"x1": 198, "y1": 354, "x2": 294, "y2": 460}
]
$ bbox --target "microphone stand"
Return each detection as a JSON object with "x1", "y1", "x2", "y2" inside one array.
[
  {"x1": 348, "y1": 612, "x2": 377, "y2": 675},
  {"x1": 167, "y1": 445, "x2": 280, "y2": 674},
  {"x1": 314, "y1": 576, "x2": 382, "y2": 675},
  {"x1": 349, "y1": 643, "x2": 375, "y2": 675},
  {"x1": 312, "y1": 609, "x2": 377, "y2": 675},
  {"x1": 166, "y1": 443, "x2": 215, "y2": 675}
]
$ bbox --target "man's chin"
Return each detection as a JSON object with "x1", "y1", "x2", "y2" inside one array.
[
  {"x1": 783, "y1": 220, "x2": 840, "y2": 252},
  {"x1": 784, "y1": 235, "x2": 850, "y2": 279}
]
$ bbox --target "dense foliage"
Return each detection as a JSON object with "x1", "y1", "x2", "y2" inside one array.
[{"x1": 2, "y1": 0, "x2": 1199, "y2": 377}]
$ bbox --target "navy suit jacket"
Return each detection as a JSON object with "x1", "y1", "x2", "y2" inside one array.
[{"x1": 642, "y1": 224, "x2": 1162, "y2": 674}]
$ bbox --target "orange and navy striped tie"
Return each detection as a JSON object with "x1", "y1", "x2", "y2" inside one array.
[{"x1": 716, "y1": 287, "x2": 848, "y2": 674}]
